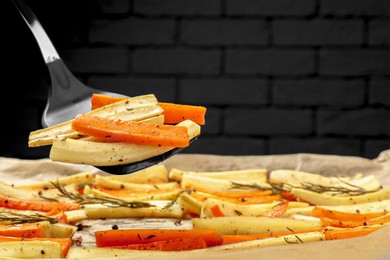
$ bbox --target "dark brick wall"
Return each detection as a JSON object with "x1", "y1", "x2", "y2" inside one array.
[{"x1": 3, "y1": 0, "x2": 390, "y2": 160}]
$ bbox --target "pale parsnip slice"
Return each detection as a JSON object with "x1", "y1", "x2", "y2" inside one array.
[
  {"x1": 28, "y1": 94, "x2": 163, "y2": 147},
  {"x1": 15, "y1": 172, "x2": 94, "y2": 189},
  {"x1": 83, "y1": 200, "x2": 183, "y2": 219},
  {"x1": 106, "y1": 164, "x2": 168, "y2": 184},
  {"x1": 291, "y1": 188, "x2": 390, "y2": 206},
  {"x1": 318, "y1": 199, "x2": 390, "y2": 214},
  {"x1": 269, "y1": 170, "x2": 381, "y2": 192},
  {"x1": 85, "y1": 185, "x2": 182, "y2": 202},
  {"x1": 283, "y1": 206, "x2": 315, "y2": 217},
  {"x1": 169, "y1": 168, "x2": 267, "y2": 182},
  {"x1": 192, "y1": 216, "x2": 322, "y2": 235},
  {"x1": 0, "y1": 241, "x2": 62, "y2": 258},
  {"x1": 49, "y1": 119, "x2": 200, "y2": 166},
  {"x1": 180, "y1": 174, "x2": 271, "y2": 192},
  {"x1": 66, "y1": 247, "x2": 167, "y2": 259},
  {"x1": 177, "y1": 192, "x2": 204, "y2": 216},
  {"x1": 201, "y1": 198, "x2": 310, "y2": 218},
  {"x1": 207, "y1": 232, "x2": 325, "y2": 251},
  {"x1": 64, "y1": 209, "x2": 89, "y2": 223},
  {"x1": 0, "y1": 180, "x2": 77, "y2": 202},
  {"x1": 49, "y1": 223, "x2": 78, "y2": 238},
  {"x1": 93, "y1": 175, "x2": 179, "y2": 191}
]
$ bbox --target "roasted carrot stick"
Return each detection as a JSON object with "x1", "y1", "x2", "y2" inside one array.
[
  {"x1": 90, "y1": 93, "x2": 207, "y2": 125},
  {"x1": 312, "y1": 207, "x2": 390, "y2": 228},
  {"x1": 72, "y1": 114, "x2": 190, "y2": 147},
  {"x1": 322, "y1": 225, "x2": 383, "y2": 240},
  {"x1": 111, "y1": 236, "x2": 208, "y2": 251},
  {"x1": 0, "y1": 235, "x2": 72, "y2": 257},
  {"x1": 95, "y1": 229, "x2": 221, "y2": 247},
  {"x1": 0, "y1": 222, "x2": 47, "y2": 238},
  {"x1": 44, "y1": 208, "x2": 69, "y2": 224},
  {"x1": 261, "y1": 200, "x2": 289, "y2": 218},
  {"x1": 0, "y1": 193, "x2": 80, "y2": 212},
  {"x1": 91, "y1": 94, "x2": 123, "y2": 110},
  {"x1": 159, "y1": 102, "x2": 206, "y2": 125},
  {"x1": 210, "y1": 204, "x2": 225, "y2": 217},
  {"x1": 319, "y1": 214, "x2": 390, "y2": 228},
  {"x1": 312, "y1": 207, "x2": 386, "y2": 222}
]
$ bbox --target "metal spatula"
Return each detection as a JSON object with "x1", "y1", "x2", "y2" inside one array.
[{"x1": 12, "y1": 0, "x2": 195, "y2": 175}]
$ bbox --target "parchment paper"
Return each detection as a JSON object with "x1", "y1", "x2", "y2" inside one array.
[{"x1": 0, "y1": 150, "x2": 390, "y2": 259}]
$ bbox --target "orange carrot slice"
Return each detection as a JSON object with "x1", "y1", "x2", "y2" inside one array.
[
  {"x1": 95, "y1": 229, "x2": 221, "y2": 247},
  {"x1": 91, "y1": 94, "x2": 123, "y2": 110},
  {"x1": 111, "y1": 236, "x2": 208, "y2": 251},
  {"x1": 90, "y1": 93, "x2": 207, "y2": 125},
  {"x1": 0, "y1": 193, "x2": 80, "y2": 212},
  {"x1": 323, "y1": 226, "x2": 383, "y2": 240},
  {"x1": 0, "y1": 222, "x2": 47, "y2": 238},
  {"x1": 159, "y1": 102, "x2": 206, "y2": 125},
  {"x1": 312, "y1": 207, "x2": 386, "y2": 222},
  {"x1": 261, "y1": 200, "x2": 289, "y2": 218},
  {"x1": 210, "y1": 204, "x2": 225, "y2": 217},
  {"x1": 72, "y1": 114, "x2": 190, "y2": 147}
]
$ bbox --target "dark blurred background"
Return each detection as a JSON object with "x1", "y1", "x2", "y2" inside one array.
[{"x1": 3, "y1": 0, "x2": 390, "y2": 160}]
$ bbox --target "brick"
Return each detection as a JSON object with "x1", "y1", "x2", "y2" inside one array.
[
  {"x1": 181, "y1": 19, "x2": 268, "y2": 46},
  {"x1": 273, "y1": 19, "x2": 363, "y2": 46},
  {"x1": 224, "y1": 108, "x2": 313, "y2": 135},
  {"x1": 226, "y1": 49, "x2": 315, "y2": 75},
  {"x1": 179, "y1": 78, "x2": 268, "y2": 105},
  {"x1": 273, "y1": 78, "x2": 365, "y2": 107},
  {"x1": 364, "y1": 139, "x2": 390, "y2": 159},
  {"x1": 87, "y1": 76, "x2": 176, "y2": 101},
  {"x1": 226, "y1": 0, "x2": 315, "y2": 16},
  {"x1": 184, "y1": 136, "x2": 266, "y2": 155},
  {"x1": 132, "y1": 48, "x2": 220, "y2": 75},
  {"x1": 201, "y1": 108, "x2": 221, "y2": 135},
  {"x1": 269, "y1": 137, "x2": 361, "y2": 156},
  {"x1": 89, "y1": 18, "x2": 175, "y2": 45},
  {"x1": 320, "y1": 0, "x2": 390, "y2": 16},
  {"x1": 369, "y1": 19, "x2": 390, "y2": 46},
  {"x1": 320, "y1": 49, "x2": 390, "y2": 76},
  {"x1": 133, "y1": 0, "x2": 221, "y2": 16},
  {"x1": 61, "y1": 48, "x2": 128, "y2": 73},
  {"x1": 88, "y1": 0, "x2": 130, "y2": 14},
  {"x1": 369, "y1": 77, "x2": 390, "y2": 106},
  {"x1": 317, "y1": 109, "x2": 390, "y2": 136}
]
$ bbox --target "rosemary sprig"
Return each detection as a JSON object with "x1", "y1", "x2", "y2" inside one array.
[
  {"x1": 230, "y1": 180, "x2": 377, "y2": 196},
  {"x1": 298, "y1": 182, "x2": 375, "y2": 196},
  {"x1": 230, "y1": 182, "x2": 271, "y2": 191},
  {"x1": 161, "y1": 189, "x2": 192, "y2": 211},
  {"x1": 230, "y1": 182, "x2": 287, "y2": 195},
  {"x1": 50, "y1": 181, "x2": 154, "y2": 209},
  {"x1": 0, "y1": 212, "x2": 58, "y2": 224}
]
